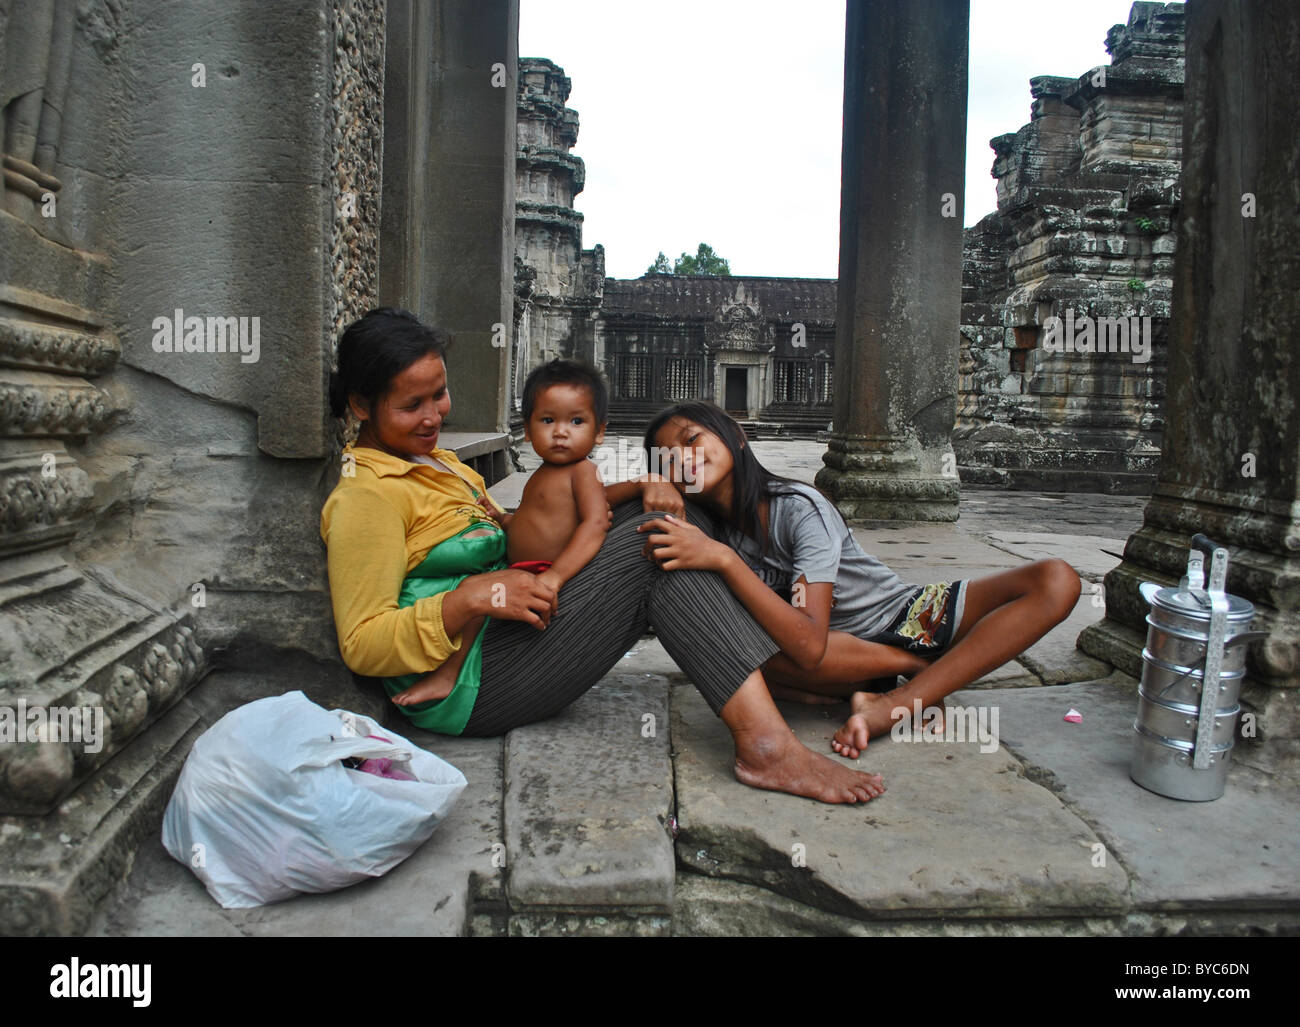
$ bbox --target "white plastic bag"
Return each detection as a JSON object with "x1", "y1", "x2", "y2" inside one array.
[{"x1": 161, "y1": 691, "x2": 467, "y2": 909}]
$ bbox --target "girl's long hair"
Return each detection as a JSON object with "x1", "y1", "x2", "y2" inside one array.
[{"x1": 642, "y1": 401, "x2": 819, "y2": 553}]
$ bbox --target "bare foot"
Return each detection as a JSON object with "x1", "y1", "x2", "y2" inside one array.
[
  {"x1": 733, "y1": 729, "x2": 885, "y2": 804},
  {"x1": 392, "y1": 671, "x2": 455, "y2": 706},
  {"x1": 830, "y1": 690, "x2": 899, "y2": 759},
  {"x1": 833, "y1": 692, "x2": 950, "y2": 757}
]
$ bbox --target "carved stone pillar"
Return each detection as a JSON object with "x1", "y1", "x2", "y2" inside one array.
[
  {"x1": 0, "y1": 0, "x2": 387, "y2": 935},
  {"x1": 1079, "y1": 0, "x2": 1300, "y2": 757},
  {"x1": 816, "y1": 0, "x2": 969, "y2": 521}
]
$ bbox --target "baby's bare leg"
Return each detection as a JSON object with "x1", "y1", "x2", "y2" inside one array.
[{"x1": 392, "y1": 615, "x2": 486, "y2": 706}]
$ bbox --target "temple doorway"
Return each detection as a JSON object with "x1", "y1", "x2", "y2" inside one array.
[{"x1": 724, "y1": 367, "x2": 748, "y2": 414}]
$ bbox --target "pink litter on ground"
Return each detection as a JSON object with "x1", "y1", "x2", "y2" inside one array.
[{"x1": 1064, "y1": 708, "x2": 1083, "y2": 723}]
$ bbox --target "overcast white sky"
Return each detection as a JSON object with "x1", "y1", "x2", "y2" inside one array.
[{"x1": 520, "y1": 0, "x2": 1146, "y2": 279}]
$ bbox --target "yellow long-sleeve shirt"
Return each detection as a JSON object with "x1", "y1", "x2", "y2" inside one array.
[{"x1": 319, "y1": 443, "x2": 502, "y2": 677}]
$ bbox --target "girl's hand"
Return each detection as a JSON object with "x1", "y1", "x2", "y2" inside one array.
[
  {"x1": 637, "y1": 474, "x2": 686, "y2": 518},
  {"x1": 636, "y1": 514, "x2": 729, "y2": 572},
  {"x1": 464, "y1": 569, "x2": 556, "y2": 628}
]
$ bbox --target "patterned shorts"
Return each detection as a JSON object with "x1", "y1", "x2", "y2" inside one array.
[{"x1": 866, "y1": 581, "x2": 967, "y2": 654}]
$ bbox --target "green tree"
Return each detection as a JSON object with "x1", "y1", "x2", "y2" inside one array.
[
  {"x1": 646, "y1": 251, "x2": 672, "y2": 274},
  {"x1": 645, "y1": 243, "x2": 731, "y2": 276}
]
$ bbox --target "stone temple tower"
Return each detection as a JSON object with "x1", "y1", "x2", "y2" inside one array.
[
  {"x1": 955, "y1": 3, "x2": 1184, "y2": 494},
  {"x1": 512, "y1": 58, "x2": 604, "y2": 426}
]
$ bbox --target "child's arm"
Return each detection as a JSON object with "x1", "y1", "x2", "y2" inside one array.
[
  {"x1": 538, "y1": 460, "x2": 609, "y2": 594},
  {"x1": 636, "y1": 514, "x2": 834, "y2": 669}
]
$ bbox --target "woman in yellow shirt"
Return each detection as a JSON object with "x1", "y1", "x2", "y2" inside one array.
[{"x1": 321, "y1": 308, "x2": 885, "y2": 804}]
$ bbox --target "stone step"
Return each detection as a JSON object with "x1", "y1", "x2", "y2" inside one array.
[
  {"x1": 672, "y1": 672, "x2": 1300, "y2": 934},
  {"x1": 670, "y1": 681, "x2": 1133, "y2": 925},
  {"x1": 1, "y1": 694, "x2": 204, "y2": 934},
  {"x1": 969, "y1": 466, "x2": 1157, "y2": 495},
  {"x1": 503, "y1": 671, "x2": 675, "y2": 935}
]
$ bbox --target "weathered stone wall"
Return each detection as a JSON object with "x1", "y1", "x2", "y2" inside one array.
[
  {"x1": 2, "y1": 0, "x2": 525, "y2": 936},
  {"x1": 955, "y1": 2, "x2": 1183, "y2": 494},
  {"x1": 380, "y1": 0, "x2": 517, "y2": 438},
  {"x1": 0, "y1": 0, "x2": 385, "y2": 931}
]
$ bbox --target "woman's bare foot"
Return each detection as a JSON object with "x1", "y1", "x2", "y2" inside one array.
[
  {"x1": 733, "y1": 728, "x2": 885, "y2": 804},
  {"x1": 392, "y1": 670, "x2": 455, "y2": 706}
]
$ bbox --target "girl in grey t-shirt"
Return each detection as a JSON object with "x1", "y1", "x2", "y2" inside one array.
[{"x1": 639, "y1": 402, "x2": 1081, "y2": 759}]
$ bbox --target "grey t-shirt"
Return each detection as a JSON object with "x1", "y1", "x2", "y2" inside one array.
[{"x1": 724, "y1": 483, "x2": 918, "y2": 638}]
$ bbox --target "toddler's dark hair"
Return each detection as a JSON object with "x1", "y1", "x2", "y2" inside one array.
[
  {"x1": 521, "y1": 358, "x2": 608, "y2": 425},
  {"x1": 329, "y1": 308, "x2": 450, "y2": 419}
]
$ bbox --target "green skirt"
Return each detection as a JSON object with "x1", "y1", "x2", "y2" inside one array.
[{"x1": 383, "y1": 524, "x2": 507, "y2": 734}]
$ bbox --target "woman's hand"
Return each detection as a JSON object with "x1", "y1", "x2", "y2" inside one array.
[
  {"x1": 636, "y1": 514, "x2": 731, "y2": 572},
  {"x1": 638, "y1": 474, "x2": 686, "y2": 517},
  {"x1": 460, "y1": 568, "x2": 557, "y2": 629}
]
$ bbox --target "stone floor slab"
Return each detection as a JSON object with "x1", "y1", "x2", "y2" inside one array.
[
  {"x1": 671, "y1": 683, "x2": 1130, "y2": 922},
  {"x1": 965, "y1": 659, "x2": 1041, "y2": 689},
  {"x1": 487, "y1": 469, "x2": 528, "y2": 510},
  {"x1": 852, "y1": 521, "x2": 1026, "y2": 578},
  {"x1": 947, "y1": 679, "x2": 1300, "y2": 911},
  {"x1": 614, "y1": 635, "x2": 679, "y2": 677},
  {"x1": 983, "y1": 530, "x2": 1127, "y2": 583},
  {"x1": 504, "y1": 673, "x2": 674, "y2": 914},
  {"x1": 1018, "y1": 595, "x2": 1114, "y2": 685}
]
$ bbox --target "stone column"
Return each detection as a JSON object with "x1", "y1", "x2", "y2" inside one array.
[
  {"x1": 1079, "y1": 0, "x2": 1300, "y2": 754},
  {"x1": 816, "y1": 0, "x2": 968, "y2": 521},
  {"x1": 380, "y1": 0, "x2": 518, "y2": 434}
]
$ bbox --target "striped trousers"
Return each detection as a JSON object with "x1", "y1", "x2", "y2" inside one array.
[{"x1": 463, "y1": 501, "x2": 778, "y2": 736}]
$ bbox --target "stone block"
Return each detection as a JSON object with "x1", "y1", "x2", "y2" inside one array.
[
  {"x1": 671, "y1": 682, "x2": 1130, "y2": 922},
  {"x1": 504, "y1": 673, "x2": 674, "y2": 913},
  {"x1": 1, "y1": 697, "x2": 203, "y2": 935}
]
